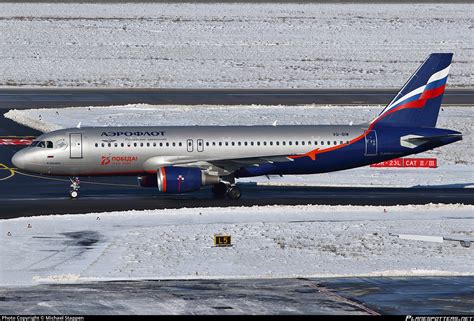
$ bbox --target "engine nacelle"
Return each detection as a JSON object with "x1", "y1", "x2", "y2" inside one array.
[
  {"x1": 137, "y1": 175, "x2": 158, "y2": 188},
  {"x1": 157, "y1": 166, "x2": 219, "y2": 193}
]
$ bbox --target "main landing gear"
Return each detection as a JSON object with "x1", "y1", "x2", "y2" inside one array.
[
  {"x1": 211, "y1": 181, "x2": 241, "y2": 200},
  {"x1": 69, "y1": 176, "x2": 80, "y2": 199}
]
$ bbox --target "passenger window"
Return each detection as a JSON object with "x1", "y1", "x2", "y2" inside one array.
[
  {"x1": 121, "y1": 143, "x2": 124, "y2": 147},
  {"x1": 160, "y1": 142, "x2": 163, "y2": 147},
  {"x1": 276, "y1": 141, "x2": 279, "y2": 146},
  {"x1": 101, "y1": 143, "x2": 105, "y2": 147},
  {"x1": 225, "y1": 142, "x2": 229, "y2": 146},
  {"x1": 327, "y1": 141, "x2": 331, "y2": 145},
  {"x1": 179, "y1": 142, "x2": 182, "y2": 147},
  {"x1": 282, "y1": 141, "x2": 286, "y2": 146},
  {"x1": 166, "y1": 142, "x2": 169, "y2": 147},
  {"x1": 340, "y1": 141, "x2": 343, "y2": 145},
  {"x1": 244, "y1": 142, "x2": 248, "y2": 146},
  {"x1": 257, "y1": 142, "x2": 260, "y2": 146},
  {"x1": 206, "y1": 142, "x2": 209, "y2": 146},
  {"x1": 250, "y1": 142, "x2": 254, "y2": 146},
  {"x1": 46, "y1": 141, "x2": 53, "y2": 148},
  {"x1": 134, "y1": 143, "x2": 137, "y2": 147},
  {"x1": 314, "y1": 141, "x2": 318, "y2": 145},
  {"x1": 114, "y1": 143, "x2": 118, "y2": 147},
  {"x1": 140, "y1": 142, "x2": 144, "y2": 147},
  {"x1": 153, "y1": 142, "x2": 156, "y2": 147},
  {"x1": 219, "y1": 142, "x2": 222, "y2": 146},
  {"x1": 289, "y1": 141, "x2": 292, "y2": 146},
  {"x1": 238, "y1": 142, "x2": 241, "y2": 146},
  {"x1": 212, "y1": 142, "x2": 216, "y2": 146},
  {"x1": 147, "y1": 143, "x2": 150, "y2": 147},
  {"x1": 269, "y1": 141, "x2": 273, "y2": 146},
  {"x1": 321, "y1": 141, "x2": 324, "y2": 145},
  {"x1": 263, "y1": 142, "x2": 267, "y2": 146},
  {"x1": 231, "y1": 142, "x2": 235, "y2": 146},
  {"x1": 308, "y1": 141, "x2": 311, "y2": 145},
  {"x1": 301, "y1": 141, "x2": 305, "y2": 145},
  {"x1": 295, "y1": 141, "x2": 298, "y2": 146},
  {"x1": 334, "y1": 141, "x2": 337, "y2": 145},
  {"x1": 108, "y1": 143, "x2": 111, "y2": 147}
]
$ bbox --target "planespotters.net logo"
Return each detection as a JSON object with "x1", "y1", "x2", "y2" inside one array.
[
  {"x1": 406, "y1": 316, "x2": 473, "y2": 321},
  {"x1": 100, "y1": 156, "x2": 138, "y2": 166}
]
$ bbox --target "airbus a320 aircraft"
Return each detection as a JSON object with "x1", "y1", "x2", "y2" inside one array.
[{"x1": 12, "y1": 53, "x2": 462, "y2": 199}]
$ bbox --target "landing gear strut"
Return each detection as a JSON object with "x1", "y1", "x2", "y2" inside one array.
[
  {"x1": 69, "y1": 177, "x2": 80, "y2": 199},
  {"x1": 211, "y1": 176, "x2": 241, "y2": 200},
  {"x1": 211, "y1": 182, "x2": 228, "y2": 196},
  {"x1": 226, "y1": 186, "x2": 241, "y2": 200}
]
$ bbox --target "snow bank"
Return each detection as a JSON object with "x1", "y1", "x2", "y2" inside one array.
[
  {"x1": 1, "y1": 204, "x2": 473, "y2": 286},
  {"x1": 0, "y1": 3, "x2": 471, "y2": 88}
]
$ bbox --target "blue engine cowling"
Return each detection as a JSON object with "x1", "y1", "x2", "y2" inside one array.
[{"x1": 157, "y1": 166, "x2": 219, "y2": 193}]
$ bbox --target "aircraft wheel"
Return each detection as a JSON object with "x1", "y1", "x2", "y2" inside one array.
[
  {"x1": 69, "y1": 190, "x2": 79, "y2": 199},
  {"x1": 227, "y1": 186, "x2": 241, "y2": 200},
  {"x1": 211, "y1": 182, "x2": 228, "y2": 195}
]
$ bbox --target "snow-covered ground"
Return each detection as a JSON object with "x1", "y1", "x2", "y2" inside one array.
[
  {"x1": 1, "y1": 204, "x2": 472, "y2": 286},
  {"x1": 0, "y1": 3, "x2": 471, "y2": 88},
  {"x1": 5, "y1": 104, "x2": 473, "y2": 188}
]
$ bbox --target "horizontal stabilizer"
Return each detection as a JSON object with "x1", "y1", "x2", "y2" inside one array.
[{"x1": 403, "y1": 133, "x2": 462, "y2": 143}]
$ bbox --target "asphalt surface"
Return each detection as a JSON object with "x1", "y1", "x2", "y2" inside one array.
[
  {"x1": 0, "y1": 88, "x2": 472, "y2": 109},
  {"x1": 0, "y1": 88, "x2": 472, "y2": 218},
  {"x1": 1, "y1": 277, "x2": 473, "y2": 315}
]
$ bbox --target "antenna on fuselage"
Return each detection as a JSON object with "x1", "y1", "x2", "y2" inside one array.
[
  {"x1": 76, "y1": 122, "x2": 81, "y2": 129},
  {"x1": 272, "y1": 120, "x2": 278, "y2": 127}
]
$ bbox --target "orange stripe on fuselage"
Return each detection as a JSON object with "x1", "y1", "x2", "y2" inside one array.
[{"x1": 290, "y1": 84, "x2": 447, "y2": 161}]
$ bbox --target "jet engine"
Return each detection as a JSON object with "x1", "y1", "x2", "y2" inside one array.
[
  {"x1": 139, "y1": 166, "x2": 220, "y2": 193},
  {"x1": 137, "y1": 175, "x2": 158, "y2": 188}
]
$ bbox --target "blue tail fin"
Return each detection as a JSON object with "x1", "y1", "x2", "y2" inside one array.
[{"x1": 372, "y1": 53, "x2": 452, "y2": 128}]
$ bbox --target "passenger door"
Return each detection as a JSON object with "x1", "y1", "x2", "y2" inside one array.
[
  {"x1": 365, "y1": 130, "x2": 377, "y2": 156},
  {"x1": 70, "y1": 133, "x2": 83, "y2": 159}
]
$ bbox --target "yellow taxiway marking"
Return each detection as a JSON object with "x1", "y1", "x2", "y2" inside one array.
[{"x1": 0, "y1": 163, "x2": 15, "y2": 181}]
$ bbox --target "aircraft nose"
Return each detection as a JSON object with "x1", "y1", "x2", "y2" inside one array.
[{"x1": 12, "y1": 149, "x2": 27, "y2": 169}]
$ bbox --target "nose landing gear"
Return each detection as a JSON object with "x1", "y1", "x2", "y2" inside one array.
[{"x1": 69, "y1": 177, "x2": 80, "y2": 199}]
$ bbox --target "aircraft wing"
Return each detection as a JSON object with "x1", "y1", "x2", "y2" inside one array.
[
  {"x1": 143, "y1": 155, "x2": 294, "y2": 176},
  {"x1": 208, "y1": 155, "x2": 294, "y2": 173}
]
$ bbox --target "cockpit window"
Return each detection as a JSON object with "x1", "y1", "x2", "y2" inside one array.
[{"x1": 31, "y1": 141, "x2": 53, "y2": 148}]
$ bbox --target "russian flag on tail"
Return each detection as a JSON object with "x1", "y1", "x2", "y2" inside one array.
[{"x1": 371, "y1": 53, "x2": 452, "y2": 128}]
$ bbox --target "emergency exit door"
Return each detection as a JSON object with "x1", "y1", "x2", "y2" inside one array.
[
  {"x1": 70, "y1": 133, "x2": 83, "y2": 159},
  {"x1": 187, "y1": 139, "x2": 194, "y2": 152}
]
